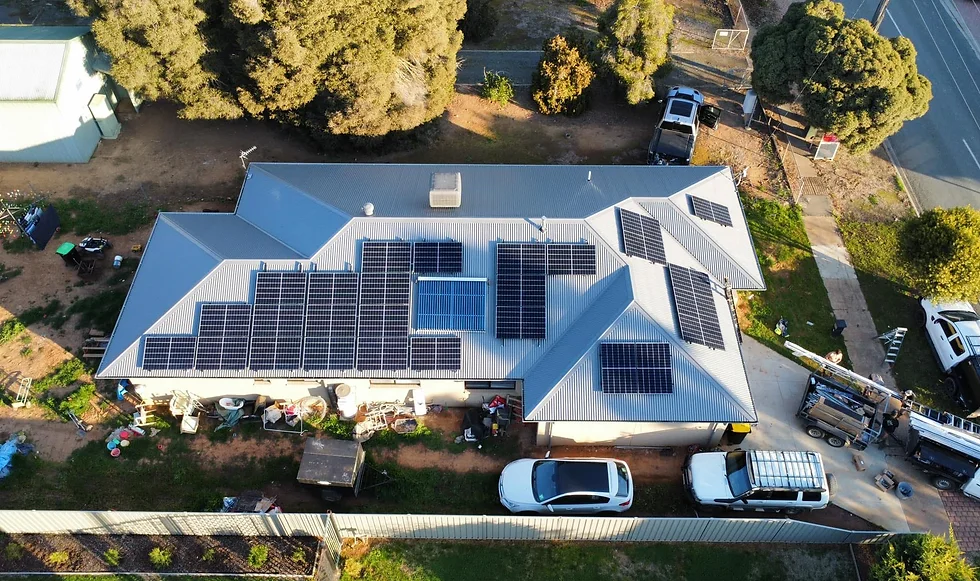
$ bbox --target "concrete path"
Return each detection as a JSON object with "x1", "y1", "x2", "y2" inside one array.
[
  {"x1": 801, "y1": 212, "x2": 895, "y2": 387},
  {"x1": 741, "y1": 336, "x2": 950, "y2": 533}
]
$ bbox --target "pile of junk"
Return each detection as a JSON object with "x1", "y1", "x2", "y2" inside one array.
[{"x1": 457, "y1": 395, "x2": 515, "y2": 446}]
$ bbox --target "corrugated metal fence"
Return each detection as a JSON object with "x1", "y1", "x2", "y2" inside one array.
[{"x1": 0, "y1": 511, "x2": 894, "y2": 547}]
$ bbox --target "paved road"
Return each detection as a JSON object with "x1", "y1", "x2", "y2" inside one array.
[
  {"x1": 457, "y1": 50, "x2": 541, "y2": 86},
  {"x1": 836, "y1": 0, "x2": 980, "y2": 210}
]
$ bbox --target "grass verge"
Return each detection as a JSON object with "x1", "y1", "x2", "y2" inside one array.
[
  {"x1": 340, "y1": 540, "x2": 855, "y2": 581},
  {"x1": 837, "y1": 219, "x2": 950, "y2": 409},
  {"x1": 739, "y1": 196, "x2": 848, "y2": 362},
  {"x1": 53, "y1": 199, "x2": 156, "y2": 235}
]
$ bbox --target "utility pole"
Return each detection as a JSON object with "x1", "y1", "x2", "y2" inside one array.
[{"x1": 872, "y1": 0, "x2": 890, "y2": 32}]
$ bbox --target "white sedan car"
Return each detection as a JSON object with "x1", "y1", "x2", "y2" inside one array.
[{"x1": 498, "y1": 457, "x2": 633, "y2": 514}]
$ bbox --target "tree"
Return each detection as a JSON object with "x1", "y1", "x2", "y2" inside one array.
[
  {"x1": 751, "y1": 0, "x2": 932, "y2": 153},
  {"x1": 598, "y1": 0, "x2": 674, "y2": 105},
  {"x1": 69, "y1": 0, "x2": 465, "y2": 139},
  {"x1": 900, "y1": 207, "x2": 980, "y2": 302},
  {"x1": 531, "y1": 36, "x2": 595, "y2": 115},
  {"x1": 871, "y1": 532, "x2": 976, "y2": 581},
  {"x1": 459, "y1": 0, "x2": 498, "y2": 43}
]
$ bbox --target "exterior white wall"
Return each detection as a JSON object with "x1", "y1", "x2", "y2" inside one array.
[
  {"x1": 132, "y1": 376, "x2": 521, "y2": 408},
  {"x1": 0, "y1": 37, "x2": 105, "y2": 163},
  {"x1": 537, "y1": 420, "x2": 724, "y2": 447}
]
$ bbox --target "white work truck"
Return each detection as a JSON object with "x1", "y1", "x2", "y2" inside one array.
[
  {"x1": 920, "y1": 298, "x2": 980, "y2": 416},
  {"x1": 907, "y1": 413, "x2": 980, "y2": 499}
]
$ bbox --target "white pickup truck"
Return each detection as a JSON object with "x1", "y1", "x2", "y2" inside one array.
[{"x1": 920, "y1": 298, "x2": 980, "y2": 417}]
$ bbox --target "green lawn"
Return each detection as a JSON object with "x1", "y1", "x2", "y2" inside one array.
[
  {"x1": 340, "y1": 541, "x2": 855, "y2": 581},
  {"x1": 837, "y1": 219, "x2": 951, "y2": 409},
  {"x1": 739, "y1": 196, "x2": 848, "y2": 363}
]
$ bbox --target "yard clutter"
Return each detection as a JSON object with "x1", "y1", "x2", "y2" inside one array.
[
  {"x1": 220, "y1": 491, "x2": 281, "y2": 514},
  {"x1": 0, "y1": 433, "x2": 34, "y2": 479},
  {"x1": 262, "y1": 396, "x2": 326, "y2": 434}
]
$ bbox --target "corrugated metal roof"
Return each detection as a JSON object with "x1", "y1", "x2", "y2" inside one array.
[
  {"x1": 0, "y1": 27, "x2": 92, "y2": 101},
  {"x1": 98, "y1": 163, "x2": 761, "y2": 424},
  {"x1": 163, "y1": 213, "x2": 303, "y2": 260},
  {"x1": 255, "y1": 163, "x2": 722, "y2": 218}
]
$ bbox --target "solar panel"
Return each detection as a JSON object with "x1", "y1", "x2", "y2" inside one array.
[
  {"x1": 497, "y1": 243, "x2": 547, "y2": 276},
  {"x1": 196, "y1": 304, "x2": 252, "y2": 370},
  {"x1": 668, "y1": 264, "x2": 725, "y2": 349},
  {"x1": 362, "y1": 241, "x2": 412, "y2": 272},
  {"x1": 410, "y1": 336, "x2": 462, "y2": 371},
  {"x1": 416, "y1": 278, "x2": 486, "y2": 331},
  {"x1": 413, "y1": 242, "x2": 463, "y2": 274},
  {"x1": 254, "y1": 271, "x2": 307, "y2": 305},
  {"x1": 619, "y1": 209, "x2": 667, "y2": 264},
  {"x1": 690, "y1": 196, "x2": 733, "y2": 227},
  {"x1": 249, "y1": 304, "x2": 304, "y2": 370},
  {"x1": 304, "y1": 272, "x2": 359, "y2": 370},
  {"x1": 495, "y1": 274, "x2": 546, "y2": 339},
  {"x1": 547, "y1": 244, "x2": 597, "y2": 275},
  {"x1": 600, "y1": 343, "x2": 673, "y2": 394},
  {"x1": 142, "y1": 336, "x2": 196, "y2": 370},
  {"x1": 356, "y1": 272, "x2": 411, "y2": 370}
]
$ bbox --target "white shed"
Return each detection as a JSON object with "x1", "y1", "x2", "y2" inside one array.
[{"x1": 0, "y1": 26, "x2": 120, "y2": 163}]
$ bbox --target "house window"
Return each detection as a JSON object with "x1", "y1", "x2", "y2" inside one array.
[{"x1": 465, "y1": 380, "x2": 517, "y2": 390}]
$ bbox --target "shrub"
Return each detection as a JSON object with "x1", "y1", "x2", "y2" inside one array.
[
  {"x1": 315, "y1": 414, "x2": 355, "y2": 440},
  {"x1": 201, "y1": 547, "x2": 217, "y2": 562},
  {"x1": 103, "y1": 547, "x2": 121, "y2": 566},
  {"x1": 481, "y1": 71, "x2": 515, "y2": 108},
  {"x1": 871, "y1": 531, "x2": 976, "y2": 581},
  {"x1": 47, "y1": 551, "x2": 71, "y2": 566},
  {"x1": 460, "y1": 0, "x2": 498, "y2": 42},
  {"x1": 149, "y1": 547, "x2": 173, "y2": 570},
  {"x1": 4, "y1": 542, "x2": 24, "y2": 561},
  {"x1": 58, "y1": 383, "x2": 97, "y2": 417},
  {"x1": 531, "y1": 35, "x2": 595, "y2": 115},
  {"x1": 248, "y1": 545, "x2": 269, "y2": 569},
  {"x1": 0, "y1": 320, "x2": 26, "y2": 345},
  {"x1": 900, "y1": 207, "x2": 980, "y2": 301}
]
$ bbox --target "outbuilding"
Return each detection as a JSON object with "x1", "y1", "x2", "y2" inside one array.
[{"x1": 0, "y1": 25, "x2": 121, "y2": 163}]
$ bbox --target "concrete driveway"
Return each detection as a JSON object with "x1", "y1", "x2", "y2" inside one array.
[{"x1": 737, "y1": 337, "x2": 951, "y2": 533}]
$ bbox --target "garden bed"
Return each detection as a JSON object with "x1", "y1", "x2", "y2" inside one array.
[{"x1": 0, "y1": 534, "x2": 318, "y2": 575}]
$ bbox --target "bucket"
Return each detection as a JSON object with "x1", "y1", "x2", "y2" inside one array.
[
  {"x1": 896, "y1": 482, "x2": 914, "y2": 500},
  {"x1": 107, "y1": 441, "x2": 117, "y2": 450},
  {"x1": 113, "y1": 255, "x2": 123, "y2": 268},
  {"x1": 335, "y1": 383, "x2": 357, "y2": 419},
  {"x1": 110, "y1": 448, "x2": 121, "y2": 457},
  {"x1": 120, "y1": 430, "x2": 131, "y2": 440},
  {"x1": 119, "y1": 439, "x2": 130, "y2": 447}
]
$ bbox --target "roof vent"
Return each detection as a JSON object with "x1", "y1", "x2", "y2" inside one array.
[
  {"x1": 363, "y1": 202, "x2": 375, "y2": 216},
  {"x1": 430, "y1": 172, "x2": 461, "y2": 208}
]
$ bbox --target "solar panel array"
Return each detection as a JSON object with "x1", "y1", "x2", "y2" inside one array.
[
  {"x1": 362, "y1": 241, "x2": 412, "y2": 273},
  {"x1": 142, "y1": 336, "x2": 197, "y2": 370},
  {"x1": 410, "y1": 336, "x2": 462, "y2": 370},
  {"x1": 547, "y1": 244, "x2": 597, "y2": 275},
  {"x1": 304, "y1": 272, "x2": 359, "y2": 370},
  {"x1": 416, "y1": 278, "x2": 486, "y2": 331},
  {"x1": 356, "y1": 272, "x2": 412, "y2": 370},
  {"x1": 690, "y1": 195, "x2": 733, "y2": 227},
  {"x1": 599, "y1": 343, "x2": 673, "y2": 394},
  {"x1": 413, "y1": 242, "x2": 463, "y2": 274},
  {"x1": 496, "y1": 274, "x2": 546, "y2": 339},
  {"x1": 619, "y1": 209, "x2": 667, "y2": 264},
  {"x1": 196, "y1": 304, "x2": 252, "y2": 370},
  {"x1": 250, "y1": 272, "x2": 307, "y2": 370},
  {"x1": 497, "y1": 243, "x2": 548, "y2": 276},
  {"x1": 668, "y1": 264, "x2": 725, "y2": 349}
]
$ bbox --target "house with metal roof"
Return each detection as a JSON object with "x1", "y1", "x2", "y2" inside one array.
[
  {"x1": 97, "y1": 163, "x2": 765, "y2": 447},
  {"x1": 0, "y1": 26, "x2": 121, "y2": 163}
]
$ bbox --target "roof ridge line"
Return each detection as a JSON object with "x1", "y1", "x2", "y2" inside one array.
[
  {"x1": 642, "y1": 199, "x2": 764, "y2": 289},
  {"x1": 159, "y1": 214, "x2": 225, "y2": 261},
  {"x1": 244, "y1": 164, "x2": 353, "y2": 221},
  {"x1": 627, "y1": 267, "x2": 757, "y2": 421}
]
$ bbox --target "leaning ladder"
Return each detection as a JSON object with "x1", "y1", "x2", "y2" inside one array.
[
  {"x1": 724, "y1": 279, "x2": 742, "y2": 345},
  {"x1": 877, "y1": 327, "x2": 908, "y2": 365}
]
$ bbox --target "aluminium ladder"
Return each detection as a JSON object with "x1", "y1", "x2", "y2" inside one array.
[
  {"x1": 877, "y1": 327, "x2": 908, "y2": 365},
  {"x1": 905, "y1": 401, "x2": 980, "y2": 438}
]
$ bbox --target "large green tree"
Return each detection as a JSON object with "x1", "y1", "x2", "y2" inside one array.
[
  {"x1": 598, "y1": 0, "x2": 673, "y2": 105},
  {"x1": 871, "y1": 532, "x2": 976, "y2": 581},
  {"x1": 751, "y1": 0, "x2": 932, "y2": 153},
  {"x1": 70, "y1": 0, "x2": 464, "y2": 138},
  {"x1": 900, "y1": 207, "x2": 980, "y2": 302}
]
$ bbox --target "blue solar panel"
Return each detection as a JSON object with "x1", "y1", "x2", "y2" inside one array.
[
  {"x1": 668, "y1": 264, "x2": 725, "y2": 350},
  {"x1": 254, "y1": 271, "x2": 307, "y2": 305},
  {"x1": 413, "y1": 242, "x2": 463, "y2": 274},
  {"x1": 690, "y1": 195, "x2": 733, "y2": 227},
  {"x1": 304, "y1": 272, "x2": 359, "y2": 370},
  {"x1": 196, "y1": 304, "x2": 252, "y2": 370},
  {"x1": 416, "y1": 278, "x2": 486, "y2": 331},
  {"x1": 356, "y1": 272, "x2": 411, "y2": 370},
  {"x1": 250, "y1": 304, "x2": 304, "y2": 370},
  {"x1": 497, "y1": 243, "x2": 547, "y2": 276},
  {"x1": 363, "y1": 241, "x2": 412, "y2": 272},
  {"x1": 547, "y1": 244, "x2": 596, "y2": 275},
  {"x1": 410, "y1": 336, "x2": 461, "y2": 370},
  {"x1": 619, "y1": 209, "x2": 667, "y2": 264},
  {"x1": 600, "y1": 343, "x2": 673, "y2": 394},
  {"x1": 142, "y1": 336, "x2": 196, "y2": 370}
]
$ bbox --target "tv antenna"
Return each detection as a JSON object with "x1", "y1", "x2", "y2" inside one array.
[{"x1": 239, "y1": 146, "x2": 257, "y2": 169}]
